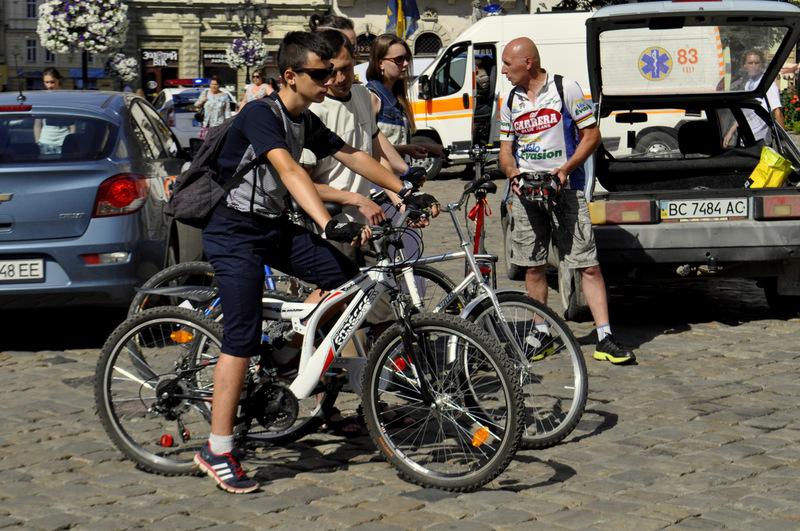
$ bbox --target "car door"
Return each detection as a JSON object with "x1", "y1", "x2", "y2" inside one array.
[{"x1": 415, "y1": 41, "x2": 474, "y2": 152}]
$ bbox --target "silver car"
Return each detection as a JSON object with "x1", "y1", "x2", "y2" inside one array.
[{"x1": 0, "y1": 90, "x2": 202, "y2": 309}]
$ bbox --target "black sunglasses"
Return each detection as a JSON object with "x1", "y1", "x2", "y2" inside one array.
[
  {"x1": 383, "y1": 55, "x2": 409, "y2": 67},
  {"x1": 294, "y1": 66, "x2": 335, "y2": 82}
]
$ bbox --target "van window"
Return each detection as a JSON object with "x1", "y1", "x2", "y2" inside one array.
[
  {"x1": 0, "y1": 115, "x2": 116, "y2": 163},
  {"x1": 432, "y1": 44, "x2": 469, "y2": 98}
]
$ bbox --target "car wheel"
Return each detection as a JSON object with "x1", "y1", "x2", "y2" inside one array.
[
  {"x1": 409, "y1": 135, "x2": 444, "y2": 180},
  {"x1": 634, "y1": 131, "x2": 678, "y2": 157},
  {"x1": 502, "y1": 210, "x2": 525, "y2": 281}
]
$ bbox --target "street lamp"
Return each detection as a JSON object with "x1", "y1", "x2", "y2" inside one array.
[{"x1": 225, "y1": 0, "x2": 271, "y2": 78}]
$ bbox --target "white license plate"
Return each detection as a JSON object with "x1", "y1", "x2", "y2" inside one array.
[
  {"x1": 0, "y1": 259, "x2": 45, "y2": 282},
  {"x1": 659, "y1": 199, "x2": 748, "y2": 222}
]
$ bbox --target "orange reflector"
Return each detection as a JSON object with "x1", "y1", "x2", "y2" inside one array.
[
  {"x1": 170, "y1": 329, "x2": 194, "y2": 343},
  {"x1": 471, "y1": 426, "x2": 490, "y2": 447},
  {"x1": 160, "y1": 434, "x2": 174, "y2": 447},
  {"x1": 589, "y1": 200, "x2": 656, "y2": 225}
]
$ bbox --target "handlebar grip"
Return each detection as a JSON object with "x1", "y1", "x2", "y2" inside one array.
[{"x1": 463, "y1": 174, "x2": 494, "y2": 193}]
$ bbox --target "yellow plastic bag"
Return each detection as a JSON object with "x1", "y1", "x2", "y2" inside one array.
[{"x1": 745, "y1": 146, "x2": 793, "y2": 189}]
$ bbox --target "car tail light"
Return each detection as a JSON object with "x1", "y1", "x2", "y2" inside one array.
[
  {"x1": 0, "y1": 105, "x2": 32, "y2": 112},
  {"x1": 589, "y1": 200, "x2": 658, "y2": 224},
  {"x1": 754, "y1": 195, "x2": 800, "y2": 220},
  {"x1": 93, "y1": 173, "x2": 149, "y2": 217}
]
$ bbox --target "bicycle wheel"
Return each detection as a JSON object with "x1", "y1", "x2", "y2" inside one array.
[
  {"x1": 128, "y1": 261, "x2": 217, "y2": 316},
  {"x1": 95, "y1": 307, "x2": 222, "y2": 475},
  {"x1": 466, "y1": 291, "x2": 587, "y2": 449},
  {"x1": 361, "y1": 313, "x2": 523, "y2": 492},
  {"x1": 404, "y1": 265, "x2": 467, "y2": 315}
]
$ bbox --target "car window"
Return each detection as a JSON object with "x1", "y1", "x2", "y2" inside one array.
[
  {"x1": 0, "y1": 114, "x2": 116, "y2": 163},
  {"x1": 172, "y1": 91, "x2": 203, "y2": 113},
  {"x1": 139, "y1": 102, "x2": 180, "y2": 157},
  {"x1": 432, "y1": 44, "x2": 469, "y2": 98},
  {"x1": 601, "y1": 109, "x2": 709, "y2": 159},
  {"x1": 130, "y1": 102, "x2": 166, "y2": 159}
]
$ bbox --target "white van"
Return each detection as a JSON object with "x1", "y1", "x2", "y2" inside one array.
[{"x1": 409, "y1": 11, "x2": 724, "y2": 179}]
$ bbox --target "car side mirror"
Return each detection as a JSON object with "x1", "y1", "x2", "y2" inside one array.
[{"x1": 418, "y1": 74, "x2": 431, "y2": 101}]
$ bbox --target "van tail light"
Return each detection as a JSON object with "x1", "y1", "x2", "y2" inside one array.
[
  {"x1": 93, "y1": 173, "x2": 149, "y2": 217},
  {"x1": 754, "y1": 195, "x2": 800, "y2": 220},
  {"x1": 589, "y1": 200, "x2": 658, "y2": 225}
]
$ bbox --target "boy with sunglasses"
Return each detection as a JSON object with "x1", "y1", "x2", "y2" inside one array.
[{"x1": 195, "y1": 31, "x2": 439, "y2": 494}]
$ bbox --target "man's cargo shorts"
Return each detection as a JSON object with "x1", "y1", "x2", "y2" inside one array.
[{"x1": 508, "y1": 189, "x2": 599, "y2": 269}]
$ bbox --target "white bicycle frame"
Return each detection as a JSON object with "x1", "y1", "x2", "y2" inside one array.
[{"x1": 262, "y1": 265, "x2": 393, "y2": 401}]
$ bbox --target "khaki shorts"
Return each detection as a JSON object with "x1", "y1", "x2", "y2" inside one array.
[{"x1": 509, "y1": 189, "x2": 598, "y2": 270}]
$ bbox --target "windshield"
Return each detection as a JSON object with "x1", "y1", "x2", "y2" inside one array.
[
  {"x1": 0, "y1": 115, "x2": 116, "y2": 163},
  {"x1": 172, "y1": 91, "x2": 203, "y2": 113},
  {"x1": 598, "y1": 24, "x2": 790, "y2": 96}
]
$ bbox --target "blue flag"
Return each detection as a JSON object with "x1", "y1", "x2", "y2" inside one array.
[{"x1": 404, "y1": 0, "x2": 420, "y2": 38}]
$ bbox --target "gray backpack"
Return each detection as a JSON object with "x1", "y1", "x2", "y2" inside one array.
[{"x1": 165, "y1": 98, "x2": 283, "y2": 228}]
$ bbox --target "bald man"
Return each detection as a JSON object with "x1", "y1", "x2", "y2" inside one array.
[{"x1": 499, "y1": 37, "x2": 636, "y2": 365}]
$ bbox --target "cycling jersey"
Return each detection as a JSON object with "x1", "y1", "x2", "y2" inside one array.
[{"x1": 499, "y1": 73, "x2": 595, "y2": 190}]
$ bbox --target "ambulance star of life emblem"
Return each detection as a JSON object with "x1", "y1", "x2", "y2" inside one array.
[{"x1": 639, "y1": 47, "x2": 673, "y2": 81}]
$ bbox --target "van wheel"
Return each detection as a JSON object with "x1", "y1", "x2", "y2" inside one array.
[
  {"x1": 763, "y1": 278, "x2": 800, "y2": 316},
  {"x1": 410, "y1": 135, "x2": 444, "y2": 180},
  {"x1": 635, "y1": 132, "x2": 678, "y2": 157}
]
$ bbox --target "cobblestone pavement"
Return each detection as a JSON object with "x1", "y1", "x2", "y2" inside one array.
[{"x1": 2, "y1": 168, "x2": 800, "y2": 530}]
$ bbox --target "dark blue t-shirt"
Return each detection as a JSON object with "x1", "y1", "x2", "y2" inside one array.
[{"x1": 218, "y1": 94, "x2": 345, "y2": 216}]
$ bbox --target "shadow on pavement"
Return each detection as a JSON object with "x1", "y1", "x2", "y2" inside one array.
[{"x1": 0, "y1": 307, "x2": 127, "y2": 351}]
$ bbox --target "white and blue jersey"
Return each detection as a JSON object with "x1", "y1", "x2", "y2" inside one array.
[{"x1": 499, "y1": 74, "x2": 595, "y2": 191}]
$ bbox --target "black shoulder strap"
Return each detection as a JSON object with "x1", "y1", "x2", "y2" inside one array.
[
  {"x1": 554, "y1": 74, "x2": 565, "y2": 111},
  {"x1": 506, "y1": 87, "x2": 516, "y2": 113}
]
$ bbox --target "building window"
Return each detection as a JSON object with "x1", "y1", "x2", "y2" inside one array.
[
  {"x1": 45, "y1": 50, "x2": 55, "y2": 63},
  {"x1": 414, "y1": 33, "x2": 443, "y2": 56},
  {"x1": 26, "y1": 39, "x2": 37, "y2": 63},
  {"x1": 27, "y1": 0, "x2": 37, "y2": 18},
  {"x1": 356, "y1": 33, "x2": 377, "y2": 62}
]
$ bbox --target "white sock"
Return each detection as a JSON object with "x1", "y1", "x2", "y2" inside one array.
[
  {"x1": 535, "y1": 323, "x2": 549, "y2": 334},
  {"x1": 596, "y1": 324, "x2": 612, "y2": 342},
  {"x1": 208, "y1": 433, "x2": 234, "y2": 455}
]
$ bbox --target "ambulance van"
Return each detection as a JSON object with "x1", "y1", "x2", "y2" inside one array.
[{"x1": 409, "y1": 11, "x2": 724, "y2": 180}]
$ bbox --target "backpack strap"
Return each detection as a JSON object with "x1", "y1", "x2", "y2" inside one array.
[
  {"x1": 554, "y1": 74, "x2": 578, "y2": 137},
  {"x1": 506, "y1": 87, "x2": 516, "y2": 113}
]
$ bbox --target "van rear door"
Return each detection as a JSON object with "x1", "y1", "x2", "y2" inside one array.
[{"x1": 413, "y1": 41, "x2": 474, "y2": 152}]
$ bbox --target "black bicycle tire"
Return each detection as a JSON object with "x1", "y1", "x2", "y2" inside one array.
[
  {"x1": 361, "y1": 313, "x2": 524, "y2": 492},
  {"x1": 95, "y1": 306, "x2": 223, "y2": 475},
  {"x1": 128, "y1": 261, "x2": 216, "y2": 317},
  {"x1": 466, "y1": 291, "x2": 588, "y2": 449}
]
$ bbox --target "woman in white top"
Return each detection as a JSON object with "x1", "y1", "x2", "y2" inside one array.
[
  {"x1": 196, "y1": 76, "x2": 232, "y2": 139},
  {"x1": 34, "y1": 68, "x2": 75, "y2": 154},
  {"x1": 237, "y1": 69, "x2": 273, "y2": 110}
]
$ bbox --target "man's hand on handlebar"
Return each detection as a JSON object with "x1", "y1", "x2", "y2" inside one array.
[
  {"x1": 399, "y1": 188, "x2": 441, "y2": 220},
  {"x1": 324, "y1": 219, "x2": 372, "y2": 247}
]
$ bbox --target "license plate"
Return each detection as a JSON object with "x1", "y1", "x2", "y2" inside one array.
[
  {"x1": 0, "y1": 259, "x2": 45, "y2": 282},
  {"x1": 659, "y1": 199, "x2": 748, "y2": 222}
]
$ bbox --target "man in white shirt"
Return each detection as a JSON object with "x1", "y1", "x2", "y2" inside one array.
[{"x1": 499, "y1": 37, "x2": 636, "y2": 365}]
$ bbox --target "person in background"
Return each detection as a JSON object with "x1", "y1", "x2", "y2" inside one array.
[
  {"x1": 34, "y1": 68, "x2": 75, "y2": 154},
  {"x1": 196, "y1": 76, "x2": 232, "y2": 139},
  {"x1": 238, "y1": 68, "x2": 273, "y2": 110},
  {"x1": 309, "y1": 13, "x2": 356, "y2": 45},
  {"x1": 366, "y1": 34, "x2": 445, "y2": 161},
  {"x1": 724, "y1": 49, "x2": 784, "y2": 146}
]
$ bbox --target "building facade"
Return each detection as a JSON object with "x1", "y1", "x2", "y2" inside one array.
[{"x1": 1, "y1": 0, "x2": 561, "y2": 96}]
